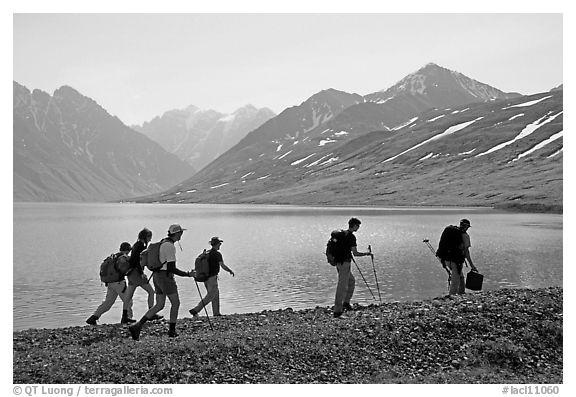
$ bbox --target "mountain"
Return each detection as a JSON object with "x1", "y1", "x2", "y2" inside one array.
[
  {"x1": 134, "y1": 89, "x2": 562, "y2": 211},
  {"x1": 13, "y1": 82, "x2": 194, "y2": 202},
  {"x1": 133, "y1": 104, "x2": 275, "y2": 171},
  {"x1": 135, "y1": 63, "x2": 556, "y2": 209}
]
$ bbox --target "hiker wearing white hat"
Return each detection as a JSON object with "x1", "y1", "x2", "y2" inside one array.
[{"x1": 129, "y1": 224, "x2": 193, "y2": 340}]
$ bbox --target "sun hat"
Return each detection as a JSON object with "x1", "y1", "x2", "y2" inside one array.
[
  {"x1": 209, "y1": 237, "x2": 224, "y2": 245},
  {"x1": 168, "y1": 224, "x2": 186, "y2": 234}
]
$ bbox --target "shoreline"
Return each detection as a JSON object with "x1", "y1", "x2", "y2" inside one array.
[
  {"x1": 15, "y1": 200, "x2": 563, "y2": 214},
  {"x1": 14, "y1": 287, "x2": 562, "y2": 384}
]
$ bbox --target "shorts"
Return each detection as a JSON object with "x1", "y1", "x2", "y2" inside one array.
[
  {"x1": 153, "y1": 271, "x2": 178, "y2": 295},
  {"x1": 127, "y1": 270, "x2": 149, "y2": 287}
]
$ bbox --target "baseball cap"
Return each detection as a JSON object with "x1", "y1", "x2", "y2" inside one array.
[
  {"x1": 460, "y1": 219, "x2": 471, "y2": 227},
  {"x1": 168, "y1": 224, "x2": 186, "y2": 234}
]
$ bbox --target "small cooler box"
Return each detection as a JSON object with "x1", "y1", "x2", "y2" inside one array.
[{"x1": 465, "y1": 271, "x2": 484, "y2": 291}]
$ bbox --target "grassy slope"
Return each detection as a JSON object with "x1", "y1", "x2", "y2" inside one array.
[{"x1": 13, "y1": 287, "x2": 562, "y2": 384}]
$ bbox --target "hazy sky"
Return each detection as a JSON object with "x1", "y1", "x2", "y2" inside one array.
[{"x1": 13, "y1": 13, "x2": 562, "y2": 125}]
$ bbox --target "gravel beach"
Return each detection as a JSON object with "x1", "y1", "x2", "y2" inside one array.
[{"x1": 13, "y1": 287, "x2": 562, "y2": 384}]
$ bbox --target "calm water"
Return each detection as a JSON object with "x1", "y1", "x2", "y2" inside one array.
[{"x1": 13, "y1": 203, "x2": 562, "y2": 331}]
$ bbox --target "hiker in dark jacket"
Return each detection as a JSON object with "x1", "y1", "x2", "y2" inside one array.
[
  {"x1": 189, "y1": 237, "x2": 235, "y2": 318},
  {"x1": 333, "y1": 218, "x2": 373, "y2": 318},
  {"x1": 124, "y1": 228, "x2": 163, "y2": 322},
  {"x1": 129, "y1": 224, "x2": 194, "y2": 339},
  {"x1": 447, "y1": 218, "x2": 478, "y2": 295},
  {"x1": 86, "y1": 242, "x2": 134, "y2": 325}
]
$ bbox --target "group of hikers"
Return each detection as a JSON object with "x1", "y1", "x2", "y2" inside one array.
[
  {"x1": 86, "y1": 224, "x2": 235, "y2": 339},
  {"x1": 86, "y1": 217, "x2": 479, "y2": 340}
]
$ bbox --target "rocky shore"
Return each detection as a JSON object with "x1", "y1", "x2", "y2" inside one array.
[{"x1": 13, "y1": 287, "x2": 562, "y2": 384}]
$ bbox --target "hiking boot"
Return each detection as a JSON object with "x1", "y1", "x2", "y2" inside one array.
[
  {"x1": 128, "y1": 324, "x2": 141, "y2": 341},
  {"x1": 333, "y1": 311, "x2": 343, "y2": 318},
  {"x1": 86, "y1": 315, "x2": 98, "y2": 325},
  {"x1": 149, "y1": 314, "x2": 164, "y2": 321},
  {"x1": 342, "y1": 303, "x2": 353, "y2": 312},
  {"x1": 121, "y1": 317, "x2": 137, "y2": 324},
  {"x1": 189, "y1": 309, "x2": 199, "y2": 319},
  {"x1": 168, "y1": 330, "x2": 178, "y2": 338},
  {"x1": 213, "y1": 313, "x2": 222, "y2": 317}
]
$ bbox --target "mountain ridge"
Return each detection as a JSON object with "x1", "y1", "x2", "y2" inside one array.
[{"x1": 13, "y1": 81, "x2": 194, "y2": 202}]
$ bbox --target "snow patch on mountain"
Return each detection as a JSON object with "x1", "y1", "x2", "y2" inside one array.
[
  {"x1": 319, "y1": 157, "x2": 339, "y2": 166},
  {"x1": 305, "y1": 154, "x2": 332, "y2": 168},
  {"x1": 508, "y1": 113, "x2": 525, "y2": 121},
  {"x1": 210, "y1": 183, "x2": 229, "y2": 189},
  {"x1": 392, "y1": 117, "x2": 419, "y2": 130},
  {"x1": 383, "y1": 117, "x2": 484, "y2": 163},
  {"x1": 511, "y1": 130, "x2": 563, "y2": 162},
  {"x1": 476, "y1": 111, "x2": 563, "y2": 158},
  {"x1": 427, "y1": 115, "x2": 445, "y2": 123},
  {"x1": 291, "y1": 153, "x2": 316, "y2": 166},
  {"x1": 319, "y1": 138, "x2": 337, "y2": 146},
  {"x1": 548, "y1": 148, "x2": 563, "y2": 158},
  {"x1": 502, "y1": 96, "x2": 553, "y2": 109},
  {"x1": 277, "y1": 150, "x2": 293, "y2": 160}
]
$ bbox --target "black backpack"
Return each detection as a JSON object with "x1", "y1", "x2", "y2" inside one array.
[
  {"x1": 436, "y1": 225, "x2": 465, "y2": 263},
  {"x1": 194, "y1": 249, "x2": 210, "y2": 282},
  {"x1": 99, "y1": 253, "x2": 121, "y2": 283},
  {"x1": 325, "y1": 229, "x2": 348, "y2": 266}
]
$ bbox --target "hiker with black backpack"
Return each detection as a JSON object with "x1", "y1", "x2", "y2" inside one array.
[
  {"x1": 189, "y1": 237, "x2": 235, "y2": 318},
  {"x1": 128, "y1": 224, "x2": 194, "y2": 340},
  {"x1": 330, "y1": 218, "x2": 373, "y2": 318},
  {"x1": 86, "y1": 242, "x2": 135, "y2": 325},
  {"x1": 436, "y1": 219, "x2": 478, "y2": 295},
  {"x1": 124, "y1": 228, "x2": 163, "y2": 322}
]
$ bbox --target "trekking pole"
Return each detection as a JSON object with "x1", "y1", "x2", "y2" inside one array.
[
  {"x1": 351, "y1": 257, "x2": 377, "y2": 302},
  {"x1": 423, "y1": 239, "x2": 451, "y2": 293},
  {"x1": 192, "y1": 278, "x2": 213, "y2": 331},
  {"x1": 368, "y1": 245, "x2": 382, "y2": 304}
]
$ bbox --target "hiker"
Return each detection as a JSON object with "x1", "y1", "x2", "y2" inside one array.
[
  {"x1": 124, "y1": 228, "x2": 163, "y2": 322},
  {"x1": 86, "y1": 242, "x2": 135, "y2": 325},
  {"x1": 438, "y1": 218, "x2": 478, "y2": 295},
  {"x1": 128, "y1": 224, "x2": 194, "y2": 339},
  {"x1": 332, "y1": 218, "x2": 373, "y2": 318},
  {"x1": 189, "y1": 237, "x2": 235, "y2": 318}
]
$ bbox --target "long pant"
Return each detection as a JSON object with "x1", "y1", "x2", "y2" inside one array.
[
  {"x1": 448, "y1": 261, "x2": 465, "y2": 295},
  {"x1": 142, "y1": 292, "x2": 180, "y2": 323},
  {"x1": 334, "y1": 261, "x2": 355, "y2": 313},
  {"x1": 125, "y1": 282, "x2": 156, "y2": 311},
  {"x1": 191, "y1": 275, "x2": 220, "y2": 316},
  {"x1": 93, "y1": 280, "x2": 133, "y2": 318}
]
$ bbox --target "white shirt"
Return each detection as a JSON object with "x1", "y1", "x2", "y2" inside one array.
[{"x1": 159, "y1": 240, "x2": 176, "y2": 271}]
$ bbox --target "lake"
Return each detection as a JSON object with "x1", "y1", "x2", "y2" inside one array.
[{"x1": 13, "y1": 202, "x2": 562, "y2": 331}]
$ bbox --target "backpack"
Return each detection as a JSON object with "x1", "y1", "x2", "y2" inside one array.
[
  {"x1": 140, "y1": 240, "x2": 167, "y2": 271},
  {"x1": 325, "y1": 229, "x2": 348, "y2": 266},
  {"x1": 436, "y1": 225, "x2": 465, "y2": 263},
  {"x1": 194, "y1": 249, "x2": 210, "y2": 282},
  {"x1": 99, "y1": 253, "x2": 121, "y2": 283}
]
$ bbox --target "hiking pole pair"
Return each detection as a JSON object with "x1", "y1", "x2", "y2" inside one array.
[
  {"x1": 422, "y1": 239, "x2": 451, "y2": 293},
  {"x1": 351, "y1": 257, "x2": 378, "y2": 302},
  {"x1": 192, "y1": 277, "x2": 214, "y2": 331},
  {"x1": 368, "y1": 245, "x2": 382, "y2": 304}
]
